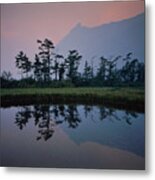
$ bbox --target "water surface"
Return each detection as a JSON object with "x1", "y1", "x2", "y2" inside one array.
[{"x1": 1, "y1": 104, "x2": 145, "y2": 169}]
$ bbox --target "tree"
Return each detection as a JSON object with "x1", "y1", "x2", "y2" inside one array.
[
  {"x1": 0, "y1": 71, "x2": 13, "y2": 88},
  {"x1": 96, "y1": 56, "x2": 108, "y2": 86},
  {"x1": 136, "y1": 62, "x2": 145, "y2": 83},
  {"x1": 106, "y1": 55, "x2": 121, "y2": 85},
  {"x1": 37, "y1": 38, "x2": 55, "y2": 82},
  {"x1": 33, "y1": 54, "x2": 42, "y2": 82},
  {"x1": 15, "y1": 51, "x2": 32, "y2": 79},
  {"x1": 83, "y1": 60, "x2": 93, "y2": 85},
  {"x1": 58, "y1": 63, "x2": 65, "y2": 81},
  {"x1": 52, "y1": 54, "x2": 64, "y2": 81},
  {"x1": 1, "y1": 71, "x2": 12, "y2": 81},
  {"x1": 65, "y1": 50, "x2": 82, "y2": 84},
  {"x1": 120, "y1": 53, "x2": 140, "y2": 84},
  {"x1": 128, "y1": 59, "x2": 139, "y2": 82}
]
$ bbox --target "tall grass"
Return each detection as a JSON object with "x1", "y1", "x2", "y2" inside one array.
[{"x1": 1, "y1": 87, "x2": 144, "y2": 112}]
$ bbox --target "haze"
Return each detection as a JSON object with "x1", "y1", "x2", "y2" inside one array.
[{"x1": 0, "y1": 1, "x2": 144, "y2": 77}]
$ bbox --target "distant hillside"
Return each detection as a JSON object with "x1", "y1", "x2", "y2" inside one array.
[{"x1": 56, "y1": 13, "x2": 144, "y2": 71}]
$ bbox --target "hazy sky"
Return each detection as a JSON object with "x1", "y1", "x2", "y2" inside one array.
[{"x1": 1, "y1": 1, "x2": 144, "y2": 77}]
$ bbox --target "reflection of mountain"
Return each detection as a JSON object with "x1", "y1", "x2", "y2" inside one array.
[
  {"x1": 14, "y1": 104, "x2": 144, "y2": 157},
  {"x1": 1, "y1": 106, "x2": 144, "y2": 169},
  {"x1": 61, "y1": 106, "x2": 144, "y2": 157},
  {"x1": 57, "y1": 13, "x2": 144, "y2": 70}
]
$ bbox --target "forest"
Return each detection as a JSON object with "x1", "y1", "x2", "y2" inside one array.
[{"x1": 1, "y1": 38, "x2": 144, "y2": 88}]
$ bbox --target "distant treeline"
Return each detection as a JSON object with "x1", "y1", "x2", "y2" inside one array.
[{"x1": 1, "y1": 38, "x2": 144, "y2": 88}]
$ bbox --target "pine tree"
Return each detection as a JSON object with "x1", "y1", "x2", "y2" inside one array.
[
  {"x1": 33, "y1": 54, "x2": 42, "y2": 82},
  {"x1": 65, "y1": 50, "x2": 82, "y2": 84},
  {"x1": 37, "y1": 38, "x2": 55, "y2": 82},
  {"x1": 83, "y1": 61, "x2": 93, "y2": 85},
  {"x1": 53, "y1": 54, "x2": 64, "y2": 81},
  {"x1": 58, "y1": 63, "x2": 65, "y2": 81},
  {"x1": 96, "y1": 56, "x2": 108, "y2": 86},
  {"x1": 15, "y1": 51, "x2": 32, "y2": 79}
]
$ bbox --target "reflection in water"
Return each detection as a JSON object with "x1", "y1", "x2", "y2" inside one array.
[
  {"x1": 15, "y1": 105, "x2": 81, "y2": 141},
  {"x1": 15, "y1": 104, "x2": 138, "y2": 141},
  {"x1": 1, "y1": 104, "x2": 145, "y2": 169},
  {"x1": 15, "y1": 107, "x2": 32, "y2": 130}
]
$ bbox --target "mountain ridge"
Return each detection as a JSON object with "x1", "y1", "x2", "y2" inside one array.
[
  {"x1": 69, "y1": 12, "x2": 144, "y2": 31},
  {"x1": 56, "y1": 13, "x2": 144, "y2": 71}
]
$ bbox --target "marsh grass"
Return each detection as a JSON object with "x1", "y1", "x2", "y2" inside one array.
[{"x1": 1, "y1": 87, "x2": 144, "y2": 112}]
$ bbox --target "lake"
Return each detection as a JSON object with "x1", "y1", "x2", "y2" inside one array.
[{"x1": 0, "y1": 104, "x2": 145, "y2": 169}]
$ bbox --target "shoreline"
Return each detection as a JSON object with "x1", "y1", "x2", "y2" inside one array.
[{"x1": 0, "y1": 87, "x2": 144, "y2": 112}]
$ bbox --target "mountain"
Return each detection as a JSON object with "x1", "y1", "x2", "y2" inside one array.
[{"x1": 56, "y1": 13, "x2": 144, "y2": 71}]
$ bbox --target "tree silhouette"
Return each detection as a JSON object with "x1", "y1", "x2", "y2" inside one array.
[
  {"x1": 1, "y1": 71, "x2": 12, "y2": 81},
  {"x1": 65, "y1": 50, "x2": 82, "y2": 84},
  {"x1": 52, "y1": 54, "x2": 64, "y2": 81},
  {"x1": 33, "y1": 54, "x2": 42, "y2": 82},
  {"x1": 96, "y1": 56, "x2": 108, "y2": 86},
  {"x1": 83, "y1": 60, "x2": 93, "y2": 85},
  {"x1": 106, "y1": 55, "x2": 121, "y2": 85},
  {"x1": 37, "y1": 38, "x2": 55, "y2": 82},
  {"x1": 15, "y1": 51, "x2": 32, "y2": 79},
  {"x1": 137, "y1": 62, "x2": 145, "y2": 83},
  {"x1": 58, "y1": 63, "x2": 65, "y2": 81},
  {"x1": 12, "y1": 40, "x2": 145, "y2": 88},
  {"x1": 120, "y1": 53, "x2": 141, "y2": 84}
]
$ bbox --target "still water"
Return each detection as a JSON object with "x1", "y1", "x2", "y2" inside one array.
[{"x1": 1, "y1": 104, "x2": 145, "y2": 169}]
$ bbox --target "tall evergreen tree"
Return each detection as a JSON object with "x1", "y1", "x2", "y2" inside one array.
[
  {"x1": 121, "y1": 53, "x2": 140, "y2": 84},
  {"x1": 65, "y1": 50, "x2": 82, "y2": 84},
  {"x1": 15, "y1": 51, "x2": 32, "y2": 79},
  {"x1": 83, "y1": 60, "x2": 93, "y2": 85},
  {"x1": 96, "y1": 56, "x2": 108, "y2": 86},
  {"x1": 58, "y1": 63, "x2": 65, "y2": 81},
  {"x1": 136, "y1": 62, "x2": 145, "y2": 83},
  {"x1": 33, "y1": 54, "x2": 42, "y2": 82},
  {"x1": 37, "y1": 38, "x2": 55, "y2": 82},
  {"x1": 52, "y1": 54, "x2": 64, "y2": 81},
  {"x1": 106, "y1": 55, "x2": 121, "y2": 85}
]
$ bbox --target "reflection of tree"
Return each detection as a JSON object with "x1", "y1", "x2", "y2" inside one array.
[
  {"x1": 83, "y1": 105, "x2": 138, "y2": 125},
  {"x1": 35, "y1": 105, "x2": 55, "y2": 141},
  {"x1": 52, "y1": 105, "x2": 59, "y2": 118},
  {"x1": 14, "y1": 104, "x2": 81, "y2": 141},
  {"x1": 33, "y1": 105, "x2": 43, "y2": 125},
  {"x1": 99, "y1": 107, "x2": 138, "y2": 125},
  {"x1": 84, "y1": 105, "x2": 93, "y2": 118},
  {"x1": 15, "y1": 107, "x2": 32, "y2": 130},
  {"x1": 37, "y1": 120, "x2": 55, "y2": 141},
  {"x1": 65, "y1": 105, "x2": 81, "y2": 128},
  {"x1": 99, "y1": 107, "x2": 121, "y2": 122},
  {"x1": 58, "y1": 105, "x2": 65, "y2": 117},
  {"x1": 14, "y1": 104, "x2": 139, "y2": 141},
  {"x1": 123, "y1": 111, "x2": 138, "y2": 125}
]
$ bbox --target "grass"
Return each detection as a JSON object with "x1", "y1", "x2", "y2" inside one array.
[{"x1": 0, "y1": 87, "x2": 144, "y2": 112}]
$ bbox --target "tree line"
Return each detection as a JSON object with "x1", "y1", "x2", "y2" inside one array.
[{"x1": 1, "y1": 38, "x2": 144, "y2": 88}]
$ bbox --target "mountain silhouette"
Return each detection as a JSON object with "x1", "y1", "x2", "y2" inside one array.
[{"x1": 56, "y1": 13, "x2": 144, "y2": 70}]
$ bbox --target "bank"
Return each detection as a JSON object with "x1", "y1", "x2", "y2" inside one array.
[{"x1": 0, "y1": 87, "x2": 144, "y2": 112}]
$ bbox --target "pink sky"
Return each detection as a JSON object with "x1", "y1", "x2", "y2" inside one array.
[
  {"x1": 1, "y1": 1, "x2": 144, "y2": 44},
  {"x1": 1, "y1": 1, "x2": 144, "y2": 76}
]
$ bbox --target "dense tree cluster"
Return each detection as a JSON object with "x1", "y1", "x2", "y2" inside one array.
[{"x1": 1, "y1": 38, "x2": 144, "y2": 88}]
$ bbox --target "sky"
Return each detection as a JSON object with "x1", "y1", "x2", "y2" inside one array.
[{"x1": 0, "y1": 0, "x2": 144, "y2": 77}]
